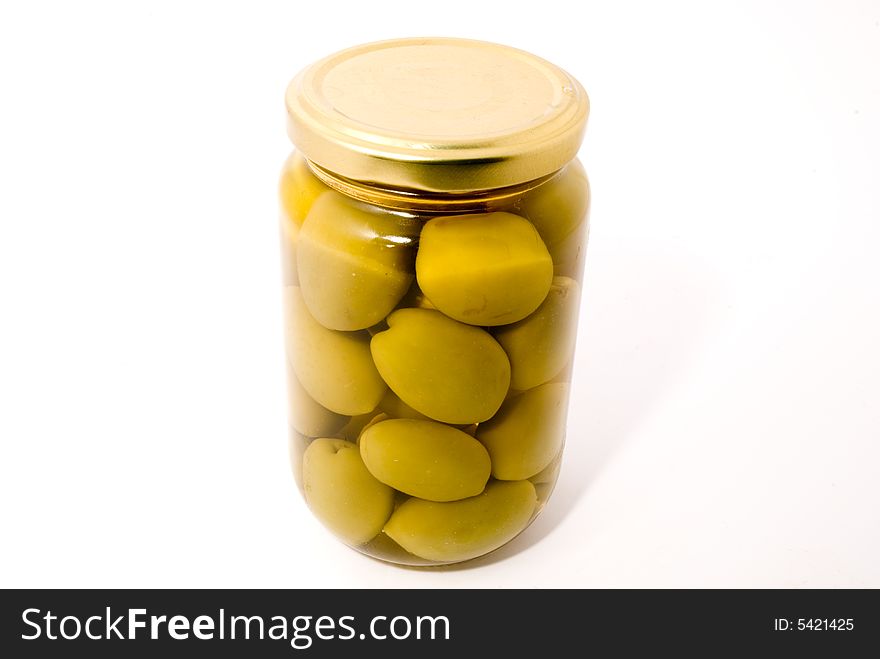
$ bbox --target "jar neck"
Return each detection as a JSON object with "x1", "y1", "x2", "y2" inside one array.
[{"x1": 307, "y1": 159, "x2": 558, "y2": 214}]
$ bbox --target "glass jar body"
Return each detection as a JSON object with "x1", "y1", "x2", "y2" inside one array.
[{"x1": 280, "y1": 152, "x2": 590, "y2": 565}]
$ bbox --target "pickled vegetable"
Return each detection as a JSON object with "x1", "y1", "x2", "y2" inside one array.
[
  {"x1": 477, "y1": 383, "x2": 569, "y2": 480},
  {"x1": 370, "y1": 308, "x2": 511, "y2": 424},
  {"x1": 282, "y1": 38, "x2": 592, "y2": 565},
  {"x1": 360, "y1": 419, "x2": 491, "y2": 501},
  {"x1": 297, "y1": 191, "x2": 419, "y2": 330},
  {"x1": 521, "y1": 162, "x2": 590, "y2": 277},
  {"x1": 494, "y1": 277, "x2": 580, "y2": 391},
  {"x1": 284, "y1": 286, "x2": 386, "y2": 415},
  {"x1": 302, "y1": 438, "x2": 394, "y2": 545},
  {"x1": 416, "y1": 212, "x2": 553, "y2": 326},
  {"x1": 383, "y1": 480, "x2": 537, "y2": 562},
  {"x1": 286, "y1": 362, "x2": 349, "y2": 437}
]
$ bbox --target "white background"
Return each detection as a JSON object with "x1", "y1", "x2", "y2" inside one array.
[{"x1": 1, "y1": 0, "x2": 878, "y2": 588}]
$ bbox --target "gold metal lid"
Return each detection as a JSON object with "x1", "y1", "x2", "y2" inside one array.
[{"x1": 285, "y1": 38, "x2": 589, "y2": 194}]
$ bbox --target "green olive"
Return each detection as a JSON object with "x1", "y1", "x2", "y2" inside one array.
[
  {"x1": 279, "y1": 153, "x2": 330, "y2": 286},
  {"x1": 379, "y1": 387, "x2": 473, "y2": 430},
  {"x1": 279, "y1": 153, "x2": 331, "y2": 227},
  {"x1": 396, "y1": 280, "x2": 436, "y2": 311},
  {"x1": 477, "y1": 383, "x2": 569, "y2": 480},
  {"x1": 286, "y1": 362, "x2": 349, "y2": 437},
  {"x1": 378, "y1": 389, "x2": 431, "y2": 421},
  {"x1": 279, "y1": 156, "x2": 327, "y2": 286},
  {"x1": 520, "y1": 161, "x2": 590, "y2": 277},
  {"x1": 416, "y1": 212, "x2": 553, "y2": 326},
  {"x1": 288, "y1": 427, "x2": 311, "y2": 491},
  {"x1": 284, "y1": 286, "x2": 387, "y2": 415},
  {"x1": 548, "y1": 222, "x2": 589, "y2": 279},
  {"x1": 279, "y1": 217, "x2": 299, "y2": 286},
  {"x1": 366, "y1": 319, "x2": 389, "y2": 337},
  {"x1": 383, "y1": 480, "x2": 537, "y2": 562},
  {"x1": 529, "y1": 451, "x2": 562, "y2": 486},
  {"x1": 302, "y1": 438, "x2": 394, "y2": 545},
  {"x1": 370, "y1": 308, "x2": 511, "y2": 424},
  {"x1": 360, "y1": 419, "x2": 491, "y2": 502},
  {"x1": 355, "y1": 412, "x2": 390, "y2": 443},
  {"x1": 460, "y1": 423, "x2": 478, "y2": 437},
  {"x1": 336, "y1": 408, "x2": 381, "y2": 442},
  {"x1": 360, "y1": 529, "x2": 437, "y2": 566},
  {"x1": 529, "y1": 452, "x2": 562, "y2": 502},
  {"x1": 297, "y1": 191, "x2": 419, "y2": 331},
  {"x1": 494, "y1": 277, "x2": 581, "y2": 391}
]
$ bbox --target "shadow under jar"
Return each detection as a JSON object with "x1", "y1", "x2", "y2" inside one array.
[{"x1": 280, "y1": 38, "x2": 590, "y2": 566}]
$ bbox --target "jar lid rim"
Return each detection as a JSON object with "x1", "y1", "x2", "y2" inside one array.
[{"x1": 285, "y1": 38, "x2": 589, "y2": 193}]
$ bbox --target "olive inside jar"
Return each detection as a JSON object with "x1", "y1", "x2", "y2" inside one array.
[{"x1": 280, "y1": 38, "x2": 590, "y2": 565}]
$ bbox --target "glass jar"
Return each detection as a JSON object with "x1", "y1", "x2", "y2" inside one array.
[{"x1": 280, "y1": 38, "x2": 590, "y2": 566}]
